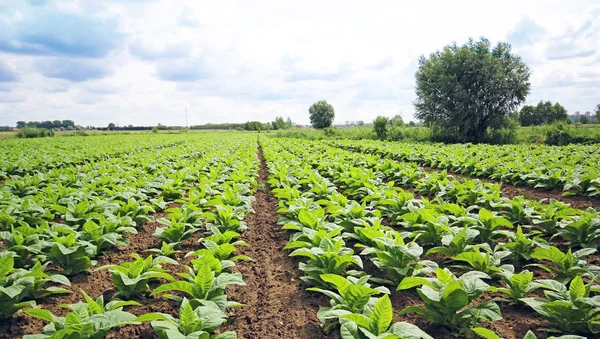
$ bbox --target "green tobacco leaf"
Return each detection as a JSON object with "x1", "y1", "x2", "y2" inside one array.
[
  {"x1": 472, "y1": 327, "x2": 501, "y2": 339},
  {"x1": 388, "y1": 322, "x2": 433, "y2": 339},
  {"x1": 151, "y1": 281, "x2": 195, "y2": 297},
  {"x1": 371, "y1": 294, "x2": 393, "y2": 335},
  {"x1": 341, "y1": 314, "x2": 372, "y2": 330},
  {"x1": 0, "y1": 256, "x2": 14, "y2": 280},
  {"x1": 25, "y1": 308, "x2": 53, "y2": 322},
  {"x1": 568, "y1": 276, "x2": 585, "y2": 300}
]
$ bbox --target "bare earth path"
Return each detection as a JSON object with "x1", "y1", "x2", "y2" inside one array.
[{"x1": 221, "y1": 145, "x2": 328, "y2": 339}]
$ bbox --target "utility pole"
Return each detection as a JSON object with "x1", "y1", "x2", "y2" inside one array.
[{"x1": 185, "y1": 105, "x2": 188, "y2": 129}]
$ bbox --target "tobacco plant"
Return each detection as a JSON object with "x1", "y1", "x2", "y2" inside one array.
[
  {"x1": 398, "y1": 268, "x2": 501, "y2": 332},
  {"x1": 136, "y1": 298, "x2": 236, "y2": 339},
  {"x1": 151, "y1": 261, "x2": 245, "y2": 311},
  {"x1": 521, "y1": 276, "x2": 600, "y2": 335},
  {"x1": 97, "y1": 254, "x2": 177, "y2": 299},
  {"x1": 24, "y1": 290, "x2": 140, "y2": 339}
]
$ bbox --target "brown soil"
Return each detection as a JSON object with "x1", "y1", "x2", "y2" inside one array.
[
  {"x1": 422, "y1": 166, "x2": 600, "y2": 211},
  {"x1": 220, "y1": 145, "x2": 328, "y2": 339}
]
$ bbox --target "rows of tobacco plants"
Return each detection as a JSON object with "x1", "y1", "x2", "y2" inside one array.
[
  {"x1": 328, "y1": 139, "x2": 600, "y2": 198},
  {"x1": 263, "y1": 136, "x2": 600, "y2": 339},
  {"x1": 0, "y1": 134, "x2": 189, "y2": 177},
  {"x1": 0, "y1": 133, "x2": 258, "y2": 338}
]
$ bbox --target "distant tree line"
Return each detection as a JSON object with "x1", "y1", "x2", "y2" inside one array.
[
  {"x1": 0, "y1": 126, "x2": 12, "y2": 131},
  {"x1": 190, "y1": 123, "x2": 245, "y2": 130},
  {"x1": 191, "y1": 116, "x2": 293, "y2": 131},
  {"x1": 519, "y1": 101, "x2": 568, "y2": 126},
  {"x1": 17, "y1": 120, "x2": 76, "y2": 130}
]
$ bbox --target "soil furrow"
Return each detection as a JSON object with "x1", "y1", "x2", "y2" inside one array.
[{"x1": 221, "y1": 144, "x2": 328, "y2": 339}]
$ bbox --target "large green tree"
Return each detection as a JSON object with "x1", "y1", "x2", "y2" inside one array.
[
  {"x1": 309, "y1": 100, "x2": 335, "y2": 129},
  {"x1": 595, "y1": 104, "x2": 600, "y2": 123},
  {"x1": 415, "y1": 38, "x2": 531, "y2": 142}
]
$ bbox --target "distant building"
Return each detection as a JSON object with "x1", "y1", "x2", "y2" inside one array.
[{"x1": 585, "y1": 111, "x2": 591, "y2": 117}]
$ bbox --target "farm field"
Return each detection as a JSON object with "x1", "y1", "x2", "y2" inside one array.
[{"x1": 1, "y1": 133, "x2": 600, "y2": 339}]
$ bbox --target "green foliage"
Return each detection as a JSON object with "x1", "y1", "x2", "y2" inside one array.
[
  {"x1": 487, "y1": 271, "x2": 545, "y2": 302},
  {"x1": 16, "y1": 128, "x2": 55, "y2": 139},
  {"x1": 0, "y1": 256, "x2": 37, "y2": 319},
  {"x1": 390, "y1": 115, "x2": 404, "y2": 127},
  {"x1": 24, "y1": 290, "x2": 140, "y2": 339},
  {"x1": 528, "y1": 246, "x2": 598, "y2": 283},
  {"x1": 543, "y1": 121, "x2": 600, "y2": 145},
  {"x1": 521, "y1": 276, "x2": 600, "y2": 335},
  {"x1": 243, "y1": 121, "x2": 263, "y2": 131},
  {"x1": 308, "y1": 274, "x2": 387, "y2": 314},
  {"x1": 271, "y1": 116, "x2": 293, "y2": 130},
  {"x1": 360, "y1": 234, "x2": 436, "y2": 283},
  {"x1": 47, "y1": 233, "x2": 93, "y2": 276},
  {"x1": 497, "y1": 226, "x2": 547, "y2": 263},
  {"x1": 373, "y1": 116, "x2": 389, "y2": 140},
  {"x1": 290, "y1": 237, "x2": 363, "y2": 288},
  {"x1": 453, "y1": 248, "x2": 512, "y2": 278},
  {"x1": 321, "y1": 295, "x2": 433, "y2": 339},
  {"x1": 309, "y1": 100, "x2": 335, "y2": 129},
  {"x1": 145, "y1": 241, "x2": 180, "y2": 258},
  {"x1": 554, "y1": 211, "x2": 600, "y2": 248},
  {"x1": 520, "y1": 101, "x2": 569, "y2": 126},
  {"x1": 135, "y1": 298, "x2": 235, "y2": 339},
  {"x1": 151, "y1": 260, "x2": 245, "y2": 311},
  {"x1": 415, "y1": 38, "x2": 530, "y2": 142},
  {"x1": 398, "y1": 268, "x2": 501, "y2": 331},
  {"x1": 97, "y1": 254, "x2": 177, "y2": 299}
]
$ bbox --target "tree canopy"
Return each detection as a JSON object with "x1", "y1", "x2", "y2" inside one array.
[
  {"x1": 519, "y1": 101, "x2": 569, "y2": 126},
  {"x1": 271, "y1": 116, "x2": 293, "y2": 130},
  {"x1": 16, "y1": 120, "x2": 75, "y2": 130},
  {"x1": 390, "y1": 114, "x2": 404, "y2": 127},
  {"x1": 415, "y1": 38, "x2": 531, "y2": 142},
  {"x1": 309, "y1": 100, "x2": 335, "y2": 129},
  {"x1": 373, "y1": 116, "x2": 389, "y2": 139}
]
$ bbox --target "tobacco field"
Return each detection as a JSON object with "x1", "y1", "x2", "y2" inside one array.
[{"x1": 1, "y1": 133, "x2": 599, "y2": 339}]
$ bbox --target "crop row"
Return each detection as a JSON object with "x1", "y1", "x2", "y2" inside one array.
[
  {"x1": 0, "y1": 134, "x2": 191, "y2": 178},
  {"x1": 263, "y1": 136, "x2": 599, "y2": 338},
  {"x1": 328, "y1": 139, "x2": 600, "y2": 198},
  {"x1": 1, "y1": 134, "x2": 259, "y2": 338}
]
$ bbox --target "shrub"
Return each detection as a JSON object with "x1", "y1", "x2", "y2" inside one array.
[
  {"x1": 484, "y1": 115, "x2": 519, "y2": 144},
  {"x1": 373, "y1": 116, "x2": 389, "y2": 139},
  {"x1": 323, "y1": 127, "x2": 338, "y2": 137},
  {"x1": 15, "y1": 128, "x2": 54, "y2": 139}
]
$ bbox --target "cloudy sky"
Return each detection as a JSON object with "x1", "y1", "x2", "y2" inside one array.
[{"x1": 0, "y1": 0, "x2": 599, "y2": 127}]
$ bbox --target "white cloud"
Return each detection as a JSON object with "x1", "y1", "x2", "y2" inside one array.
[{"x1": 0, "y1": 0, "x2": 599, "y2": 126}]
